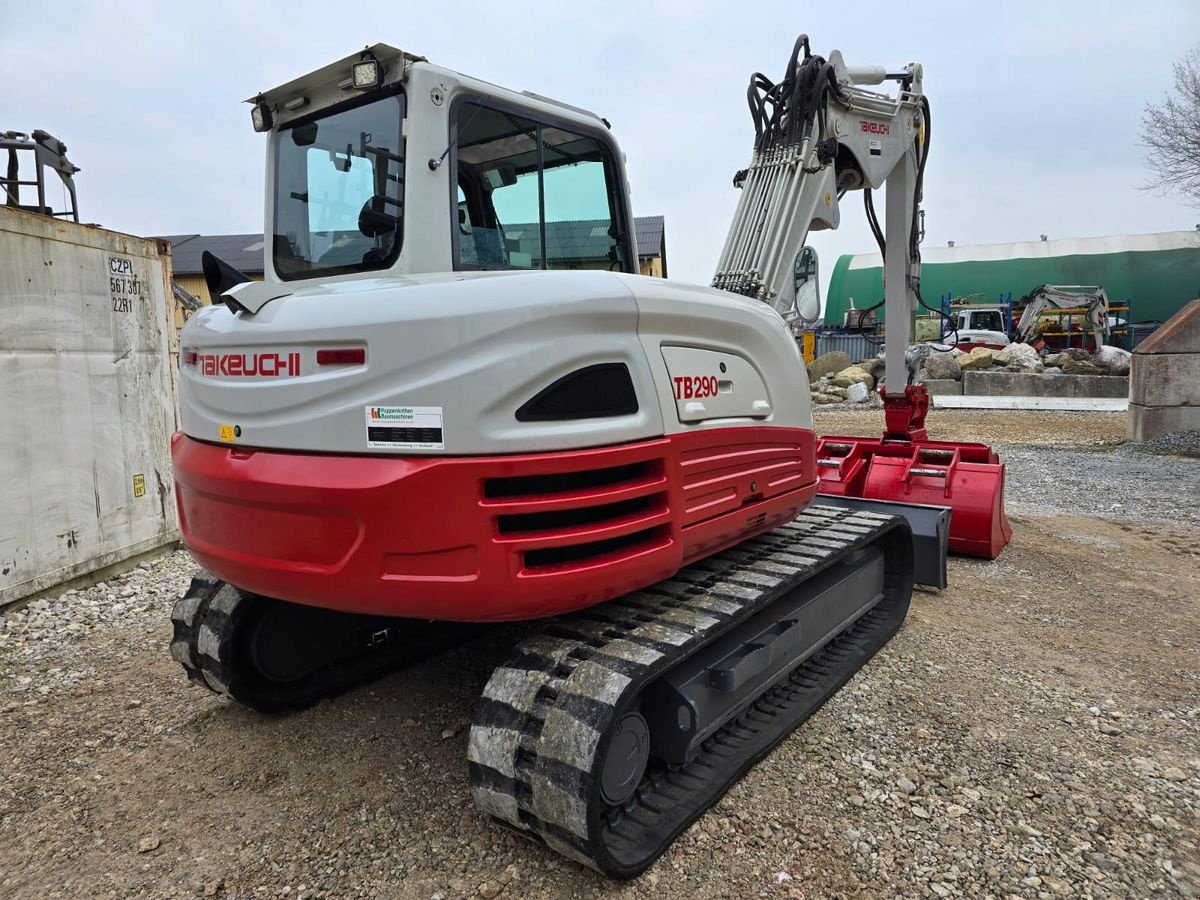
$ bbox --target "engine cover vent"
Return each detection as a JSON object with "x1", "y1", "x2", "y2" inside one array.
[{"x1": 516, "y1": 363, "x2": 638, "y2": 422}]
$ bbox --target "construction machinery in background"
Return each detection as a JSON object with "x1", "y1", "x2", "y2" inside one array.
[
  {"x1": 168, "y1": 37, "x2": 1009, "y2": 876},
  {"x1": 1, "y1": 130, "x2": 81, "y2": 222},
  {"x1": 1014, "y1": 284, "x2": 1111, "y2": 351},
  {"x1": 914, "y1": 297, "x2": 1011, "y2": 348}
]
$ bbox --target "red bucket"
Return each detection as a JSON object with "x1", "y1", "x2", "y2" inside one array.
[{"x1": 817, "y1": 435, "x2": 1012, "y2": 559}]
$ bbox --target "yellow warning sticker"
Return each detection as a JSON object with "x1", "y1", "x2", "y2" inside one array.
[
  {"x1": 132, "y1": 474, "x2": 146, "y2": 498},
  {"x1": 219, "y1": 424, "x2": 235, "y2": 442}
]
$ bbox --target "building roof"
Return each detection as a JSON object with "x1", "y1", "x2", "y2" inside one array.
[
  {"x1": 825, "y1": 229, "x2": 1200, "y2": 326},
  {"x1": 163, "y1": 233, "x2": 268, "y2": 276},
  {"x1": 841, "y1": 230, "x2": 1200, "y2": 271},
  {"x1": 164, "y1": 216, "x2": 666, "y2": 276}
]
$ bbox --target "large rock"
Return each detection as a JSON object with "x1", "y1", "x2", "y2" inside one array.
[
  {"x1": 1042, "y1": 352, "x2": 1069, "y2": 368},
  {"x1": 994, "y1": 342, "x2": 1041, "y2": 370},
  {"x1": 825, "y1": 385, "x2": 848, "y2": 399},
  {"x1": 807, "y1": 351, "x2": 851, "y2": 382},
  {"x1": 958, "y1": 347, "x2": 998, "y2": 370},
  {"x1": 1062, "y1": 357, "x2": 1101, "y2": 376},
  {"x1": 811, "y1": 391, "x2": 843, "y2": 405},
  {"x1": 1093, "y1": 345, "x2": 1131, "y2": 375},
  {"x1": 923, "y1": 353, "x2": 962, "y2": 381},
  {"x1": 832, "y1": 366, "x2": 875, "y2": 390},
  {"x1": 855, "y1": 356, "x2": 886, "y2": 378},
  {"x1": 845, "y1": 382, "x2": 870, "y2": 403}
]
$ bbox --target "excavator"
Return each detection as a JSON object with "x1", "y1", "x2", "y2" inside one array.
[
  {"x1": 1014, "y1": 284, "x2": 1111, "y2": 350},
  {"x1": 169, "y1": 37, "x2": 1010, "y2": 876}
]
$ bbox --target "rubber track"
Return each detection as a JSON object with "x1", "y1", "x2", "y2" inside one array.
[
  {"x1": 467, "y1": 505, "x2": 913, "y2": 877},
  {"x1": 170, "y1": 575, "x2": 474, "y2": 713}
]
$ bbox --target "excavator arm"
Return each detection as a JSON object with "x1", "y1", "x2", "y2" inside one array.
[
  {"x1": 716, "y1": 37, "x2": 1010, "y2": 560},
  {"x1": 1015, "y1": 284, "x2": 1110, "y2": 348},
  {"x1": 712, "y1": 36, "x2": 928, "y2": 406}
]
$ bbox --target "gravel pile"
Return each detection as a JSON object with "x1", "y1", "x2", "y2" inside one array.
[
  {"x1": 0, "y1": 551, "x2": 194, "y2": 674},
  {"x1": 997, "y1": 441, "x2": 1200, "y2": 527},
  {"x1": 1135, "y1": 430, "x2": 1200, "y2": 459}
]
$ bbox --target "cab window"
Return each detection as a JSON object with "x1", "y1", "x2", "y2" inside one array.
[{"x1": 451, "y1": 102, "x2": 629, "y2": 272}]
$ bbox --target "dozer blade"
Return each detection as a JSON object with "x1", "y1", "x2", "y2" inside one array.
[
  {"x1": 815, "y1": 434, "x2": 1012, "y2": 559},
  {"x1": 468, "y1": 505, "x2": 913, "y2": 878},
  {"x1": 812, "y1": 493, "x2": 949, "y2": 589}
]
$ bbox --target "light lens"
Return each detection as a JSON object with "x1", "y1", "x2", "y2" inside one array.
[
  {"x1": 351, "y1": 59, "x2": 380, "y2": 89},
  {"x1": 316, "y1": 348, "x2": 366, "y2": 366},
  {"x1": 250, "y1": 102, "x2": 272, "y2": 133}
]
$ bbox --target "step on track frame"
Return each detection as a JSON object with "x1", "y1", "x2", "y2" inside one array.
[{"x1": 468, "y1": 505, "x2": 914, "y2": 877}]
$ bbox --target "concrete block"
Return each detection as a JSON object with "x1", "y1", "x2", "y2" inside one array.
[
  {"x1": 961, "y1": 371, "x2": 1128, "y2": 399},
  {"x1": 922, "y1": 379, "x2": 963, "y2": 396},
  {"x1": 1129, "y1": 403, "x2": 1200, "y2": 442},
  {"x1": 1130, "y1": 353, "x2": 1200, "y2": 407},
  {"x1": 1136, "y1": 299, "x2": 1200, "y2": 354},
  {"x1": 1069, "y1": 375, "x2": 1130, "y2": 399}
]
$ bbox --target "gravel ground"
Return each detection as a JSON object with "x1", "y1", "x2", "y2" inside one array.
[{"x1": 2, "y1": 413, "x2": 1198, "y2": 899}]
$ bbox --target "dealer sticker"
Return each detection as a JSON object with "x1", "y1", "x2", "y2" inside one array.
[{"x1": 365, "y1": 405, "x2": 444, "y2": 450}]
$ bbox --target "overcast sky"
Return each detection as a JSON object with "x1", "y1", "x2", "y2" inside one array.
[{"x1": 4, "y1": 0, "x2": 1197, "y2": 294}]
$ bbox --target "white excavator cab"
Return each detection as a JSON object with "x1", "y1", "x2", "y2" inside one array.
[{"x1": 223, "y1": 45, "x2": 639, "y2": 313}]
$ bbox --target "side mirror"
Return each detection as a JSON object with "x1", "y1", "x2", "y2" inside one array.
[
  {"x1": 201, "y1": 250, "x2": 251, "y2": 308},
  {"x1": 792, "y1": 245, "x2": 821, "y2": 323}
]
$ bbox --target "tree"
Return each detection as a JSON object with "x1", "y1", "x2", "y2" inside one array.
[{"x1": 1142, "y1": 48, "x2": 1200, "y2": 207}]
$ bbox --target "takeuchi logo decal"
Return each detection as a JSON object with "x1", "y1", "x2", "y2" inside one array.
[{"x1": 199, "y1": 352, "x2": 300, "y2": 377}]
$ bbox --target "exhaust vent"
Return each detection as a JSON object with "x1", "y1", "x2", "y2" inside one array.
[{"x1": 515, "y1": 363, "x2": 637, "y2": 422}]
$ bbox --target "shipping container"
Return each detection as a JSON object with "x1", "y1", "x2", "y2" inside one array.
[{"x1": 0, "y1": 207, "x2": 180, "y2": 607}]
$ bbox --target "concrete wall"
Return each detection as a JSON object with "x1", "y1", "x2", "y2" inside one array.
[
  {"x1": 962, "y1": 371, "x2": 1129, "y2": 399},
  {"x1": 1130, "y1": 299, "x2": 1200, "y2": 442},
  {"x1": 0, "y1": 208, "x2": 180, "y2": 607}
]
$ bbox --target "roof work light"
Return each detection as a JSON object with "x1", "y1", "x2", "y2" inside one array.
[
  {"x1": 250, "y1": 96, "x2": 273, "y2": 133},
  {"x1": 351, "y1": 52, "x2": 382, "y2": 90}
]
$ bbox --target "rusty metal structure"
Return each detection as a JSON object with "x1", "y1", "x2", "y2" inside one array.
[{"x1": 1, "y1": 129, "x2": 81, "y2": 223}]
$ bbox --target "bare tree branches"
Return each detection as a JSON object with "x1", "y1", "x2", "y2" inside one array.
[{"x1": 1142, "y1": 48, "x2": 1200, "y2": 207}]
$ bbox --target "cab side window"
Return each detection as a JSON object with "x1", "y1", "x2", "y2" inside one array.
[{"x1": 452, "y1": 102, "x2": 629, "y2": 273}]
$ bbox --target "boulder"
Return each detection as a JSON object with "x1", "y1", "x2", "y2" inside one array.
[
  {"x1": 958, "y1": 347, "x2": 998, "y2": 370},
  {"x1": 1093, "y1": 345, "x2": 1132, "y2": 375},
  {"x1": 811, "y1": 392, "x2": 843, "y2": 405},
  {"x1": 1043, "y1": 366, "x2": 1062, "y2": 375},
  {"x1": 1064, "y1": 347, "x2": 1091, "y2": 361},
  {"x1": 807, "y1": 351, "x2": 851, "y2": 382},
  {"x1": 923, "y1": 353, "x2": 962, "y2": 381},
  {"x1": 832, "y1": 366, "x2": 875, "y2": 390},
  {"x1": 845, "y1": 382, "x2": 870, "y2": 403},
  {"x1": 855, "y1": 356, "x2": 886, "y2": 378},
  {"x1": 994, "y1": 342, "x2": 1041, "y2": 369},
  {"x1": 825, "y1": 385, "x2": 849, "y2": 399},
  {"x1": 1063, "y1": 357, "x2": 1101, "y2": 376},
  {"x1": 1042, "y1": 351, "x2": 1069, "y2": 368}
]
